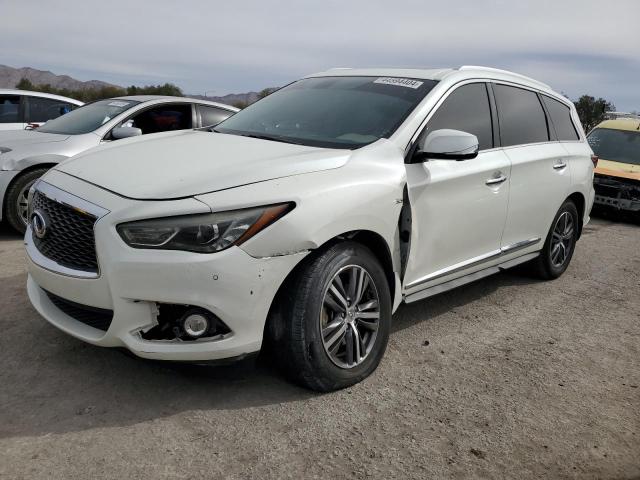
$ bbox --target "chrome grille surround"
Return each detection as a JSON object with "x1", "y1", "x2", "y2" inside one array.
[{"x1": 25, "y1": 180, "x2": 110, "y2": 278}]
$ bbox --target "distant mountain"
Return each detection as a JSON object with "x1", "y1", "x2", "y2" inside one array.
[
  {"x1": 0, "y1": 64, "x2": 120, "y2": 91},
  {"x1": 0, "y1": 64, "x2": 271, "y2": 107},
  {"x1": 190, "y1": 91, "x2": 265, "y2": 106}
]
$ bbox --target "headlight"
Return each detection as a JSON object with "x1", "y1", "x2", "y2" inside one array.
[{"x1": 117, "y1": 203, "x2": 293, "y2": 253}]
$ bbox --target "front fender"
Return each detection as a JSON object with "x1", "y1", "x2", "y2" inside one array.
[
  {"x1": 4, "y1": 154, "x2": 69, "y2": 172},
  {"x1": 195, "y1": 141, "x2": 407, "y2": 267}
]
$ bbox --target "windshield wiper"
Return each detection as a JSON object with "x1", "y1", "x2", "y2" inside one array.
[
  {"x1": 241, "y1": 133, "x2": 304, "y2": 145},
  {"x1": 212, "y1": 128, "x2": 302, "y2": 145}
]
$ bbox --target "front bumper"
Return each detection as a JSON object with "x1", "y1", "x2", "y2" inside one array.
[
  {"x1": 593, "y1": 174, "x2": 640, "y2": 212},
  {"x1": 25, "y1": 174, "x2": 307, "y2": 361}
]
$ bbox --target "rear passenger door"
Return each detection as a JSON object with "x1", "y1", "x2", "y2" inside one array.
[
  {"x1": 403, "y1": 82, "x2": 512, "y2": 293},
  {"x1": 493, "y1": 84, "x2": 571, "y2": 251}
]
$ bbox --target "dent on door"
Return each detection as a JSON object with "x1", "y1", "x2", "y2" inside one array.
[{"x1": 402, "y1": 150, "x2": 511, "y2": 294}]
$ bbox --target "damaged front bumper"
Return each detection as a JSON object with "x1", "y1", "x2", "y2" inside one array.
[{"x1": 593, "y1": 174, "x2": 640, "y2": 212}]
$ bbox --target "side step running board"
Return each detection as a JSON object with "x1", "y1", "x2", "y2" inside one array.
[{"x1": 403, "y1": 252, "x2": 539, "y2": 304}]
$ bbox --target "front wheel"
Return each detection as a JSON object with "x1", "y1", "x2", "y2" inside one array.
[
  {"x1": 273, "y1": 242, "x2": 392, "y2": 392},
  {"x1": 4, "y1": 168, "x2": 49, "y2": 234},
  {"x1": 531, "y1": 200, "x2": 579, "y2": 279}
]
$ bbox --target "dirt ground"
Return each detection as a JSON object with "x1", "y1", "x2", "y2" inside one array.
[{"x1": 0, "y1": 213, "x2": 638, "y2": 480}]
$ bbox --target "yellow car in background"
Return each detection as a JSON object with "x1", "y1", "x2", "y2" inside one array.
[{"x1": 587, "y1": 114, "x2": 640, "y2": 214}]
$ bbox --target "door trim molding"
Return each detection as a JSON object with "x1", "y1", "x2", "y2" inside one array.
[
  {"x1": 404, "y1": 251, "x2": 540, "y2": 304},
  {"x1": 404, "y1": 237, "x2": 540, "y2": 290}
]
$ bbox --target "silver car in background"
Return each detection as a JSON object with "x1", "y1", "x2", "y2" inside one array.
[{"x1": 0, "y1": 96, "x2": 238, "y2": 232}]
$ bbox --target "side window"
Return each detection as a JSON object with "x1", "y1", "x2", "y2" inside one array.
[
  {"x1": 542, "y1": 95, "x2": 579, "y2": 141},
  {"x1": 199, "y1": 105, "x2": 233, "y2": 127},
  {"x1": 126, "y1": 104, "x2": 192, "y2": 135},
  {"x1": 0, "y1": 95, "x2": 20, "y2": 123},
  {"x1": 26, "y1": 97, "x2": 74, "y2": 123},
  {"x1": 493, "y1": 85, "x2": 549, "y2": 147},
  {"x1": 422, "y1": 83, "x2": 493, "y2": 150}
]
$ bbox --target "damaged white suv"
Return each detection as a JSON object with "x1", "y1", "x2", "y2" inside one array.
[{"x1": 25, "y1": 67, "x2": 595, "y2": 391}]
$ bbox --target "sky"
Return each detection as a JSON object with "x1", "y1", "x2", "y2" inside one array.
[{"x1": 2, "y1": 0, "x2": 639, "y2": 110}]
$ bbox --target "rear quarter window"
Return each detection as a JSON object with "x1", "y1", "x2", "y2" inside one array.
[
  {"x1": 0, "y1": 95, "x2": 20, "y2": 123},
  {"x1": 542, "y1": 96, "x2": 580, "y2": 141},
  {"x1": 494, "y1": 84, "x2": 549, "y2": 147},
  {"x1": 199, "y1": 105, "x2": 233, "y2": 127}
]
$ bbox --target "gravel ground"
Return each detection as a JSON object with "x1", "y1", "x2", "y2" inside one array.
[{"x1": 0, "y1": 214, "x2": 638, "y2": 479}]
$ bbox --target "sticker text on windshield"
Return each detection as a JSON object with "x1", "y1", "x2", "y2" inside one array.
[{"x1": 374, "y1": 77, "x2": 424, "y2": 89}]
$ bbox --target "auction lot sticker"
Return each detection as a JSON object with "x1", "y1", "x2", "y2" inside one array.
[{"x1": 374, "y1": 77, "x2": 424, "y2": 89}]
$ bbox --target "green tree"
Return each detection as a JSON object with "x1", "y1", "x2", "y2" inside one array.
[
  {"x1": 573, "y1": 95, "x2": 615, "y2": 132},
  {"x1": 257, "y1": 87, "x2": 276, "y2": 100},
  {"x1": 14, "y1": 77, "x2": 183, "y2": 103},
  {"x1": 232, "y1": 100, "x2": 249, "y2": 109}
]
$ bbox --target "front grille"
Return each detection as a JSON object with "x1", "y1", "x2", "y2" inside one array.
[
  {"x1": 44, "y1": 290, "x2": 113, "y2": 332},
  {"x1": 31, "y1": 191, "x2": 99, "y2": 273}
]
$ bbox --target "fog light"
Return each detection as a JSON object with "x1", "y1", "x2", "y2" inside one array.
[{"x1": 182, "y1": 312, "x2": 210, "y2": 338}]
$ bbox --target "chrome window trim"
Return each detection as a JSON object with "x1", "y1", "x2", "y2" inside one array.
[
  {"x1": 26, "y1": 180, "x2": 110, "y2": 279},
  {"x1": 405, "y1": 77, "x2": 575, "y2": 155}
]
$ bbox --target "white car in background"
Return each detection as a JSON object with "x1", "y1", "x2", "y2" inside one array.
[
  {"x1": 0, "y1": 96, "x2": 238, "y2": 232},
  {"x1": 25, "y1": 67, "x2": 595, "y2": 391},
  {"x1": 0, "y1": 89, "x2": 83, "y2": 131}
]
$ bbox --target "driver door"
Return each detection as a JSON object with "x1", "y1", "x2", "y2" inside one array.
[{"x1": 403, "y1": 82, "x2": 511, "y2": 294}]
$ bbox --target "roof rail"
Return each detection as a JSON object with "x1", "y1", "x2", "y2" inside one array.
[
  {"x1": 458, "y1": 65, "x2": 552, "y2": 90},
  {"x1": 605, "y1": 111, "x2": 640, "y2": 120}
]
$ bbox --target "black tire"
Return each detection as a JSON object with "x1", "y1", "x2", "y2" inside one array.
[
  {"x1": 4, "y1": 168, "x2": 49, "y2": 234},
  {"x1": 272, "y1": 241, "x2": 392, "y2": 392},
  {"x1": 530, "y1": 200, "x2": 579, "y2": 279}
]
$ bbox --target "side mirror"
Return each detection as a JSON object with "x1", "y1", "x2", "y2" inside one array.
[
  {"x1": 414, "y1": 129, "x2": 479, "y2": 162},
  {"x1": 112, "y1": 126, "x2": 142, "y2": 140}
]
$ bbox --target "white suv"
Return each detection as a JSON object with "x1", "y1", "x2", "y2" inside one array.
[
  {"x1": 0, "y1": 89, "x2": 83, "y2": 130},
  {"x1": 25, "y1": 66, "x2": 595, "y2": 391}
]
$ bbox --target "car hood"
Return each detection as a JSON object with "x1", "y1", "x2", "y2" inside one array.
[
  {"x1": 56, "y1": 130, "x2": 352, "y2": 199},
  {"x1": 595, "y1": 159, "x2": 640, "y2": 181},
  {"x1": 0, "y1": 130, "x2": 69, "y2": 147}
]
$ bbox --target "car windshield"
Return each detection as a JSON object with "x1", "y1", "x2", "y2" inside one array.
[
  {"x1": 37, "y1": 99, "x2": 140, "y2": 135},
  {"x1": 588, "y1": 127, "x2": 640, "y2": 166},
  {"x1": 215, "y1": 76, "x2": 438, "y2": 149}
]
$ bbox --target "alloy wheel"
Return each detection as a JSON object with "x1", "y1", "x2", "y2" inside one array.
[
  {"x1": 320, "y1": 264, "x2": 381, "y2": 369},
  {"x1": 550, "y1": 211, "x2": 574, "y2": 268},
  {"x1": 16, "y1": 179, "x2": 37, "y2": 227}
]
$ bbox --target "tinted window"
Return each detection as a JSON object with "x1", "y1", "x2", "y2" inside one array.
[
  {"x1": 0, "y1": 95, "x2": 20, "y2": 123},
  {"x1": 494, "y1": 85, "x2": 549, "y2": 146},
  {"x1": 38, "y1": 99, "x2": 140, "y2": 135},
  {"x1": 27, "y1": 97, "x2": 75, "y2": 123},
  {"x1": 422, "y1": 83, "x2": 493, "y2": 150},
  {"x1": 200, "y1": 105, "x2": 233, "y2": 127},
  {"x1": 542, "y1": 96, "x2": 579, "y2": 141},
  {"x1": 588, "y1": 128, "x2": 640, "y2": 166},
  {"x1": 124, "y1": 104, "x2": 192, "y2": 135},
  {"x1": 216, "y1": 76, "x2": 438, "y2": 149}
]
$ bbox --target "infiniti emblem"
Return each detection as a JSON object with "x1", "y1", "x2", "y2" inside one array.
[{"x1": 31, "y1": 210, "x2": 48, "y2": 239}]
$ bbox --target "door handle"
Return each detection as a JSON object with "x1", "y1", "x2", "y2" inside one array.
[
  {"x1": 553, "y1": 161, "x2": 567, "y2": 170},
  {"x1": 485, "y1": 174, "x2": 507, "y2": 185}
]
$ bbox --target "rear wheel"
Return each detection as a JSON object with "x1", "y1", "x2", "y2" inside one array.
[
  {"x1": 273, "y1": 242, "x2": 392, "y2": 391},
  {"x1": 530, "y1": 200, "x2": 579, "y2": 279},
  {"x1": 4, "y1": 168, "x2": 49, "y2": 234}
]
